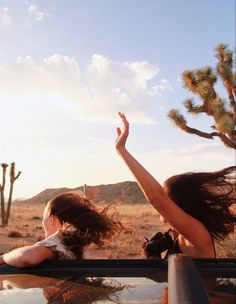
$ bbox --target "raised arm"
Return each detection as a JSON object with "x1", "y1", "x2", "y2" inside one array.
[
  {"x1": 82, "y1": 184, "x2": 100, "y2": 201},
  {"x1": 116, "y1": 113, "x2": 214, "y2": 257},
  {"x1": 116, "y1": 113, "x2": 175, "y2": 215},
  {"x1": 116, "y1": 114, "x2": 167, "y2": 203}
]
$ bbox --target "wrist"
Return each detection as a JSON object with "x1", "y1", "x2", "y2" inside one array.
[{"x1": 116, "y1": 146, "x2": 127, "y2": 154}]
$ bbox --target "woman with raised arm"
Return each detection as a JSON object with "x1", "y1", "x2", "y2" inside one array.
[
  {"x1": 116, "y1": 112, "x2": 236, "y2": 258},
  {"x1": 0, "y1": 186, "x2": 121, "y2": 267}
]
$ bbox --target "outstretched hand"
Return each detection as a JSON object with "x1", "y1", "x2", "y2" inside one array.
[
  {"x1": 116, "y1": 112, "x2": 129, "y2": 151},
  {"x1": 83, "y1": 184, "x2": 100, "y2": 201}
]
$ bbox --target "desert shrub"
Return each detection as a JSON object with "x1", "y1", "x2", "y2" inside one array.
[
  {"x1": 32, "y1": 216, "x2": 41, "y2": 220},
  {"x1": 8, "y1": 231, "x2": 22, "y2": 238},
  {"x1": 216, "y1": 233, "x2": 236, "y2": 257}
]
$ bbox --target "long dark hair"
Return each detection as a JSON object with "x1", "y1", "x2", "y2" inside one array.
[
  {"x1": 44, "y1": 277, "x2": 129, "y2": 304},
  {"x1": 48, "y1": 192, "x2": 122, "y2": 258},
  {"x1": 164, "y1": 166, "x2": 236, "y2": 240}
]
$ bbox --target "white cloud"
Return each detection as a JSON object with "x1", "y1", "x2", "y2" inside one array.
[
  {"x1": 128, "y1": 60, "x2": 159, "y2": 90},
  {"x1": 87, "y1": 55, "x2": 158, "y2": 94},
  {"x1": 28, "y1": 4, "x2": 48, "y2": 22},
  {"x1": 148, "y1": 78, "x2": 173, "y2": 96},
  {"x1": 158, "y1": 143, "x2": 231, "y2": 158},
  {"x1": 0, "y1": 54, "x2": 160, "y2": 124},
  {"x1": 137, "y1": 142, "x2": 235, "y2": 182},
  {"x1": 0, "y1": 7, "x2": 12, "y2": 26}
]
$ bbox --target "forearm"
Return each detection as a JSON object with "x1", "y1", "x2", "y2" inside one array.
[
  {"x1": 2, "y1": 247, "x2": 33, "y2": 268},
  {"x1": 117, "y1": 147, "x2": 168, "y2": 211},
  {"x1": 2, "y1": 245, "x2": 54, "y2": 268}
]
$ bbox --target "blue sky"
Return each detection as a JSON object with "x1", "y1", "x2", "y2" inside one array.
[{"x1": 0, "y1": 0, "x2": 235, "y2": 199}]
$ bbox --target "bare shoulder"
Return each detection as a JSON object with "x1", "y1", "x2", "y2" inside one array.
[
  {"x1": 166, "y1": 202, "x2": 215, "y2": 257},
  {"x1": 178, "y1": 226, "x2": 215, "y2": 258}
]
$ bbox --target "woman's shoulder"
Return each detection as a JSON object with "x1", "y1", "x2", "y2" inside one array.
[{"x1": 36, "y1": 231, "x2": 76, "y2": 260}]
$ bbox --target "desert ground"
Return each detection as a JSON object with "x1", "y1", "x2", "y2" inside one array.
[{"x1": 0, "y1": 202, "x2": 235, "y2": 258}]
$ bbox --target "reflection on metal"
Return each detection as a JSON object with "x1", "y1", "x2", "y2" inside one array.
[
  {"x1": 168, "y1": 254, "x2": 210, "y2": 304},
  {"x1": 0, "y1": 257, "x2": 235, "y2": 303},
  {"x1": 0, "y1": 274, "x2": 168, "y2": 304}
]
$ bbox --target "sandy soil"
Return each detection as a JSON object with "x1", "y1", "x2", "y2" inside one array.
[{"x1": 0, "y1": 202, "x2": 235, "y2": 258}]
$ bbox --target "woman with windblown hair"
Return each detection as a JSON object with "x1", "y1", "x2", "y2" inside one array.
[
  {"x1": 116, "y1": 112, "x2": 236, "y2": 258},
  {"x1": 0, "y1": 187, "x2": 122, "y2": 267}
]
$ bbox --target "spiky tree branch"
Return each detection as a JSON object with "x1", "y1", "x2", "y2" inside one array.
[
  {"x1": 216, "y1": 133, "x2": 236, "y2": 149},
  {"x1": 168, "y1": 110, "x2": 218, "y2": 138},
  {"x1": 168, "y1": 44, "x2": 236, "y2": 150},
  {"x1": 215, "y1": 44, "x2": 236, "y2": 117}
]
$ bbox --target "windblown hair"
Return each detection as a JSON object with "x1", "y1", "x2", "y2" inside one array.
[
  {"x1": 164, "y1": 166, "x2": 236, "y2": 241},
  {"x1": 48, "y1": 193, "x2": 122, "y2": 258},
  {"x1": 44, "y1": 277, "x2": 129, "y2": 304}
]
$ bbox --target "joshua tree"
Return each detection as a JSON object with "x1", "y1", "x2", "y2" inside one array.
[
  {"x1": 0, "y1": 163, "x2": 8, "y2": 226},
  {"x1": 168, "y1": 44, "x2": 236, "y2": 149},
  {"x1": 0, "y1": 162, "x2": 21, "y2": 227}
]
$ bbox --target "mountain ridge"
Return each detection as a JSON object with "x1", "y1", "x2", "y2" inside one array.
[{"x1": 19, "y1": 181, "x2": 147, "y2": 205}]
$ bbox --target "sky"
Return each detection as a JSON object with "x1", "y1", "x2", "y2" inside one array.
[{"x1": 0, "y1": 0, "x2": 235, "y2": 199}]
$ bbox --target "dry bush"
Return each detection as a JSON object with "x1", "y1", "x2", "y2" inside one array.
[
  {"x1": 7, "y1": 231, "x2": 23, "y2": 238},
  {"x1": 32, "y1": 216, "x2": 41, "y2": 220},
  {"x1": 215, "y1": 233, "x2": 236, "y2": 257},
  {"x1": 35, "y1": 226, "x2": 42, "y2": 230}
]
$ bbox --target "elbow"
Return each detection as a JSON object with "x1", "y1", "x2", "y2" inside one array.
[{"x1": 3, "y1": 245, "x2": 49, "y2": 268}]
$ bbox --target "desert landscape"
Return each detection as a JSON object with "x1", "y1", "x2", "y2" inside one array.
[{"x1": 0, "y1": 193, "x2": 235, "y2": 259}]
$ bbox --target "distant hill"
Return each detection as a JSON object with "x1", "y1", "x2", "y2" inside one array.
[{"x1": 20, "y1": 181, "x2": 147, "y2": 205}]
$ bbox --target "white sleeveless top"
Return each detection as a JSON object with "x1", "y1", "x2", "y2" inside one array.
[{"x1": 36, "y1": 231, "x2": 77, "y2": 260}]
